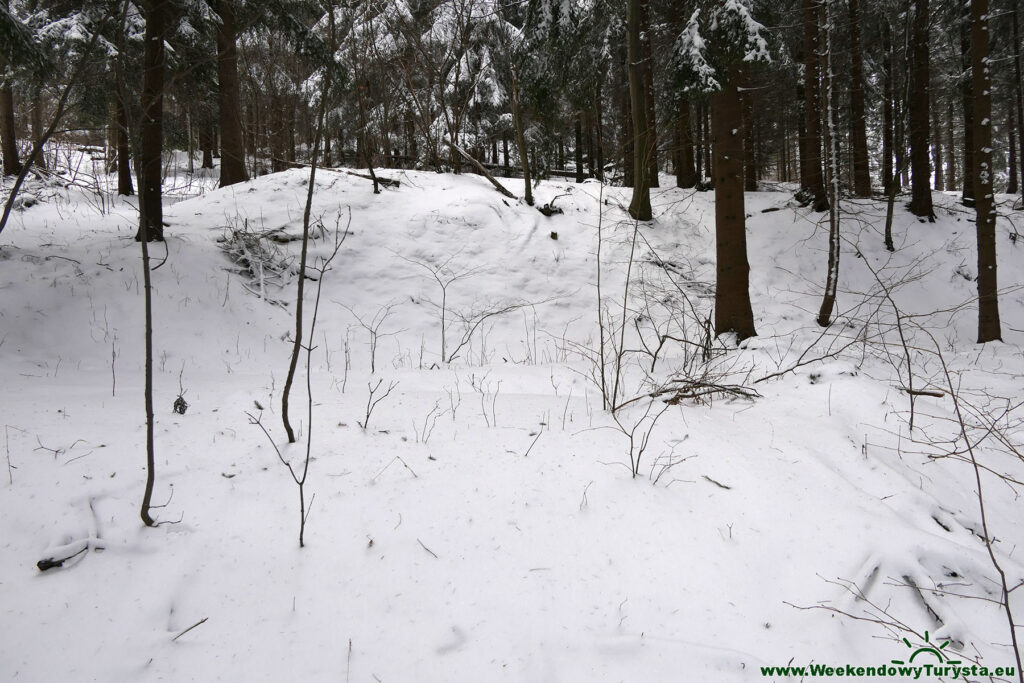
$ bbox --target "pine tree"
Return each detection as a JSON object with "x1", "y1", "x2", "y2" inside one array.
[
  {"x1": 137, "y1": 0, "x2": 170, "y2": 243},
  {"x1": 848, "y1": 0, "x2": 871, "y2": 196},
  {"x1": 800, "y1": 0, "x2": 827, "y2": 211},
  {"x1": 217, "y1": 0, "x2": 249, "y2": 186},
  {"x1": 972, "y1": 0, "x2": 1001, "y2": 342},
  {"x1": 626, "y1": 0, "x2": 652, "y2": 220},
  {"x1": 907, "y1": 0, "x2": 935, "y2": 219},
  {"x1": 675, "y1": 0, "x2": 769, "y2": 340}
]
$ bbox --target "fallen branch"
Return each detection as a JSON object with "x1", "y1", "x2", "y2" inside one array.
[
  {"x1": 660, "y1": 380, "x2": 761, "y2": 405},
  {"x1": 172, "y1": 617, "x2": 209, "y2": 642},
  {"x1": 343, "y1": 170, "x2": 400, "y2": 188},
  {"x1": 446, "y1": 141, "x2": 517, "y2": 200},
  {"x1": 36, "y1": 537, "x2": 102, "y2": 571},
  {"x1": 617, "y1": 380, "x2": 760, "y2": 411},
  {"x1": 900, "y1": 386, "x2": 944, "y2": 398},
  {"x1": 702, "y1": 475, "x2": 732, "y2": 490},
  {"x1": 417, "y1": 538, "x2": 439, "y2": 559}
]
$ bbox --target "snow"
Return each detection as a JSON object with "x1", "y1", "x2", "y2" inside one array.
[{"x1": 1, "y1": 158, "x2": 1023, "y2": 681}]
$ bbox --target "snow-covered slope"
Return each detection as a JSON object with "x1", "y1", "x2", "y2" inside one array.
[{"x1": 1, "y1": 167, "x2": 1022, "y2": 682}]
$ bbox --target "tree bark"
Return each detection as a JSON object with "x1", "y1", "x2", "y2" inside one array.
[
  {"x1": 574, "y1": 112, "x2": 584, "y2": 182},
  {"x1": 931, "y1": 90, "x2": 944, "y2": 191},
  {"x1": 818, "y1": 9, "x2": 840, "y2": 326},
  {"x1": 972, "y1": 0, "x2": 1001, "y2": 342},
  {"x1": 945, "y1": 96, "x2": 957, "y2": 190},
  {"x1": 704, "y1": 103, "x2": 713, "y2": 179},
  {"x1": 0, "y1": 84, "x2": 20, "y2": 176},
  {"x1": 961, "y1": 19, "x2": 975, "y2": 206},
  {"x1": 595, "y1": 84, "x2": 604, "y2": 180},
  {"x1": 29, "y1": 91, "x2": 45, "y2": 169},
  {"x1": 882, "y1": 23, "x2": 894, "y2": 194},
  {"x1": 585, "y1": 110, "x2": 595, "y2": 177},
  {"x1": 136, "y1": 0, "x2": 168, "y2": 242},
  {"x1": 509, "y1": 67, "x2": 533, "y2": 205},
  {"x1": 627, "y1": 0, "x2": 652, "y2": 220},
  {"x1": 640, "y1": 0, "x2": 658, "y2": 188},
  {"x1": 907, "y1": 0, "x2": 934, "y2": 219},
  {"x1": 676, "y1": 98, "x2": 697, "y2": 188},
  {"x1": 743, "y1": 73, "x2": 757, "y2": 192},
  {"x1": 801, "y1": 0, "x2": 827, "y2": 209},
  {"x1": 712, "y1": 73, "x2": 756, "y2": 341},
  {"x1": 216, "y1": 0, "x2": 248, "y2": 186},
  {"x1": 1013, "y1": 0, "x2": 1024, "y2": 203},
  {"x1": 1008, "y1": 105, "x2": 1018, "y2": 195},
  {"x1": 695, "y1": 102, "x2": 705, "y2": 183},
  {"x1": 618, "y1": 41, "x2": 633, "y2": 188},
  {"x1": 848, "y1": 0, "x2": 871, "y2": 196},
  {"x1": 199, "y1": 126, "x2": 214, "y2": 169},
  {"x1": 115, "y1": 95, "x2": 134, "y2": 195}
]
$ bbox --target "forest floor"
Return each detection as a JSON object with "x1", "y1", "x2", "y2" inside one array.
[{"x1": 1, "y1": 158, "x2": 1023, "y2": 682}]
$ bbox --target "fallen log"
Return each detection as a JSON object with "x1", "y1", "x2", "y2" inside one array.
[
  {"x1": 343, "y1": 170, "x2": 400, "y2": 188},
  {"x1": 446, "y1": 141, "x2": 517, "y2": 200}
]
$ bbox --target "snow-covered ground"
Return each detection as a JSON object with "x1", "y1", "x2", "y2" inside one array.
[{"x1": 1, "y1": 160, "x2": 1022, "y2": 682}]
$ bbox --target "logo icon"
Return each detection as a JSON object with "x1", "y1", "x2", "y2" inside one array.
[{"x1": 890, "y1": 631, "x2": 961, "y2": 666}]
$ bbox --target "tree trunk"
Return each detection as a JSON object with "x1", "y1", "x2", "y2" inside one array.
[
  {"x1": 882, "y1": 23, "x2": 895, "y2": 194},
  {"x1": 574, "y1": 112, "x2": 584, "y2": 182},
  {"x1": 972, "y1": 0, "x2": 1000, "y2": 342},
  {"x1": 200, "y1": 126, "x2": 214, "y2": 169},
  {"x1": 1008, "y1": 105, "x2": 1018, "y2": 195},
  {"x1": 931, "y1": 90, "x2": 944, "y2": 191},
  {"x1": 116, "y1": 95, "x2": 134, "y2": 195},
  {"x1": 818, "y1": 9, "x2": 840, "y2": 326},
  {"x1": 780, "y1": 112, "x2": 788, "y2": 182},
  {"x1": 945, "y1": 97, "x2": 957, "y2": 190},
  {"x1": 286, "y1": 102, "x2": 296, "y2": 163},
  {"x1": 30, "y1": 91, "x2": 45, "y2": 169},
  {"x1": 801, "y1": 0, "x2": 827, "y2": 209},
  {"x1": 907, "y1": 0, "x2": 934, "y2": 219},
  {"x1": 743, "y1": 73, "x2": 757, "y2": 192},
  {"x1": 676, "y1": 98, "x2": 697, "y2": 188},
  {"x1": 595, "y1": 84, "x2": 605, "y2": 180},
  {"x1": 216, "y1": 2, "x2": 248, "y2": 185},
  {"x1": 619, "y1": 41, "x2": 633, "y2": 188},
  {"x1": 695, "y1": 102, "x2": 705, "y2": 182},
  {"x1": 0, "y1": 83, "x2": 20, "y2": 176},
  {"x1": 627, "y1": 0, "x2": 652, "y2": 220},
  {"x1": 961, "y1": 19, "x2": 975, "y2": 206},
  {"x1": 704, "y1": 103, "x2": 713, "y2": 179},
  {"x1": 895, "y1": 97, "x2": 906, "y2": 189},
  {"x1": 1014, "y1": 0, "x2": 1024, "y2": 203},
  {"x1": 585, "y1": 110, "x2": 595, "y2": 177},
  {"x1": 848, "y1": 0, "x2": 871, "y2": 196},
  {"x1": 640, "y1": 0, "x2": 658, "y2": 188},
  {"x1": 510, "y1": 69, "x2": 533, "y2": 205},
  {"x1": 712, "y1": 73, "x2": 756, "y2": 341},
  {"x1": 136, "y1": 0, "x2": 167, "y2": 242}
]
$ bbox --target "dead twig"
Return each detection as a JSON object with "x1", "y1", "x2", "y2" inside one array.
[
  {"x1": 417, "y1": 538, "x2": 439, "y2": 559},
  {"x1": 171, "y1": 617, "x2": 209, "y2": 642}
]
